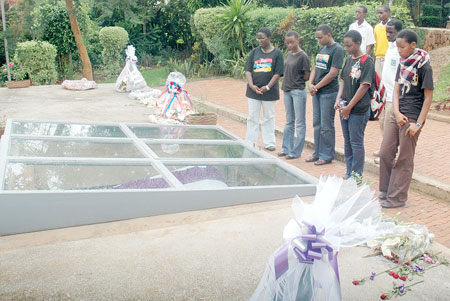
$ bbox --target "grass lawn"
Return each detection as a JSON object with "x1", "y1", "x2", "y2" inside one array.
[
  {"x1": 434, "y1": 63, "x2": 450, "y2": 102},
  {"x1": 101, "y1": 66, "x2": 170, "y2": 87}
]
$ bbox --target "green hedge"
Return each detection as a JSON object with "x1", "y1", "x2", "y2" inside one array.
[
  {"x1": 422, "y1": 4, "x2": 441, "y2": 17},
  {"x1": 419, "y1": 16, "x2": 441, "y2": 28},
  {"x1": 14, "y1": 41, "x2": 57, "y2": 85},
  {"x1": 99, "y1": 26, "x2": 129, "y2": 75},
  {"x1": 194, "y1": 3, "x2": 413, "y2": 68}
]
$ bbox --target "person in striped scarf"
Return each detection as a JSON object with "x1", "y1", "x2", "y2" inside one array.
[{"x1": 378, "y1": 29, "x2": 434, "y2": 208}]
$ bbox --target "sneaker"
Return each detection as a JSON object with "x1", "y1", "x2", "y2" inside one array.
[
  {"x1": 373, "y1": 150, "x2": 380, "y2": 157},
  {"x1": 286, "y1": 155, "x2": 299, "y2": 160},
  {"x1": 265, "y1": 146, "x2": 276, "y2": 151},
  {"x1": 277, "y1": 151, "x2": 288, "y2": 157}
]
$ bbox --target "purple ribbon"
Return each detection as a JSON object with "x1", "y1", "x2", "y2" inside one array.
[{"x1": 274, "y1": 221, "x2": 340, "y2": 283}]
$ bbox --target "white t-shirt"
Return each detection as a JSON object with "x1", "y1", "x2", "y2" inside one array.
[
  {"x1": 349, "y1": 20, "x2": 376, "y2": 54},
  {"x1": 381, "y1": 42, "x2": 401, "y2": 102}
]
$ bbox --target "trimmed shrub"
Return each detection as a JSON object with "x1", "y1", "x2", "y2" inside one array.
[
  {"x1": 419, "y1": 16, "x2": 441, "y2": 28},
  {"x1": 422, "y1": 4, "x2": 442, "y2": 17},
  {"x1": 193, "y1": 8, "x2": 233, "y2": 71},
  {"x1": 420, "y1": 4, "x2": 442, "y2": 28},
  {"x1": 14, "y1": 41, "x2": 57, "y2": 85},
  {"x1": 245, "y1": 8, "x2": 294, "y2": 49},
  {"x1": 99, "y1": 26, "x2": 129, "y2": 75}
]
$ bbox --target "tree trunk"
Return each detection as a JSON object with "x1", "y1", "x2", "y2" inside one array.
[{"x1": 65, "y1": 0, "x2": 93, "y2": 80}]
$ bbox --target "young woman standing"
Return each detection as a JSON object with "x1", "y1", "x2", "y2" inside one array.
[
  {"x1": 335, "y1": 30, "x2": 374, "y2": 180},
  {"x1": 278, "y1": 31, "x2": 311, "y2": 159}
]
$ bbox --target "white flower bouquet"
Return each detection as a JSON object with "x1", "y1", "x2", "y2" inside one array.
[{"x1": 251, "y1": 176, "x2": 383, "y2": 301}]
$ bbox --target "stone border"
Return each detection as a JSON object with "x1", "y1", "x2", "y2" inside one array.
[
  {"x1": 428, "y1": 112, "x2": 450, "y2": 123},
  {"x1": 193, "y1": 97, "x2": 450, "y2": 203}
]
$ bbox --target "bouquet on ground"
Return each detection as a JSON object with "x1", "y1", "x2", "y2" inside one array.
[
  {"x1": 251, "y1": 176, "x2": 382, "y2": 301},
  {"x1": 158, "y1": 72, "x2": 194, "y2": 121},
  {"x1": 115, "y1": 45, "x2": 148, "y2": 92},
  {"x1": 367, "y1": 216, "x2": 434, "y2": 262}
]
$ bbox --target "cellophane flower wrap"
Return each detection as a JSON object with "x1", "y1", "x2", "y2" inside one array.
[
  {"x1": 251, "y1": 176, "x2": 382, "y2": 301},
  {"x1": 115, "y1": 45, "x2": 148, "y2": 92}
]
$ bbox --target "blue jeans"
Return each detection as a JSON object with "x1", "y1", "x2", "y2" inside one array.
[
  {"x1": 312, "y1": 91, "x2": 337, "y2": 161},
  {"x1": 282, "y1": 89, "x2": 307, "y2": 157},
  {"x1": 340, "y1": 108, "x2": 370, "y2": 178}
]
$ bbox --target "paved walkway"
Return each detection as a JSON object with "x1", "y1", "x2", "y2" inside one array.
[
  {"x1": 185, "y1": 78, "x2": 450, "y2": 248},
  {"x1": 186, "y1": 78, "x2": 450, "y2": 185}
]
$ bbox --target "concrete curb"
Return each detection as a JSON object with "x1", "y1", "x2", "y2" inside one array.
[
  {"x1": 428, "y1": 112, "x2": 450, "y2": 124},
  {"x1": 193, "y1": 97, "x2": 450, "y2": 203}
]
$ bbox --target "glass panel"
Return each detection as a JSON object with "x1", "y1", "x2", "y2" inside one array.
[
  {"x1": 4, "y1": 163, "x2": 169, "y2": 190},
  {"x1": 9, "y1": 139, "x2": 144, "y2": 158},
  {"x1": 131, "y1": 126, "x2": 232, "y2": 140},
  {"x1": 11, "y1": 121, "x2": 126, "y2": 137},
  {"x1": 149, "y1": 143, "x2": 260, "y2": 158},
  {"x1": 167, "y1": 164, "x2": 305, "y2": 188}
]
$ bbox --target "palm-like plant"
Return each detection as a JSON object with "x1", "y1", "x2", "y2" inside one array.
[{"x1": 220, "y1": 0, "x2": 253, "y2": 55}]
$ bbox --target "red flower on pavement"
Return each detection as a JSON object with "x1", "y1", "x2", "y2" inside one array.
[
  {"x1": 405, "y1": 261, "x2": 411, "y2": 265},
  {"x1": 388, "y1": 271, "x2": 394, "y2": 276},
  {"x1": 380, "y1": 294, "x2": 387, "y2": 299},
  {"x1": 352, "y1": 280, "x2": 359, "y2": 285},
  {"x1": 393, "y1": 273, "x2": 399, "y2": 279},
  {"x1": 400, "y1": 276, "x2": 407, "y2": 281}
]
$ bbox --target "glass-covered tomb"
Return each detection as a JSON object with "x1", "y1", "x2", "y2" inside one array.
[{"x1": 0, "y1": 119, "x2": 317, "y2": 235}]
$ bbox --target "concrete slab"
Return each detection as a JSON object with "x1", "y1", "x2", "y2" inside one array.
[
  {"x1": 0, "y1": 84, "x2": 153, "y2": 123},
  {"x1": 1, "y1": 197, "x2": 450, "y2": 300}
]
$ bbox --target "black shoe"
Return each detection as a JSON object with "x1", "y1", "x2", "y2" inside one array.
[
  {"x1": 277, "y1": 151, "x2": 288, "y2": 157},
  {"x1": 378, "y1": 192, "x2": 387, "y2": 200},
  {"x1": 305, "y1": 156, "x2": 319, "y2": 163},
  {"x1": 314, "y1": 159, "x2": 332, "y2": 166},
  {"x1": 380, "y1": 201, "x2": 405, "y2": 208},
  {"x1": 265, "y1": 146, "x2": 276, "y2": 151}
]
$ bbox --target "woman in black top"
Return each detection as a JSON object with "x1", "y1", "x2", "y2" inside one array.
[
  {"x1": 335, "y1": 30, "x2": 374, "y2": 180},
  {"x1": 278, "y1": 31, "x2": 310, "y2": 159},
  {"x1": 244, "y1": 27, "x2": 284, "y2": 151}
]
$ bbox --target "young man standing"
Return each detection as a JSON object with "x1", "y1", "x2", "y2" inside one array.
[
  {"x1": 379, "y1": 29, "x2": 434, "y2": 208},
  {"x1": 374, "y1": 5, "x2": 391, "y2": 77},
  {"x1": 374, "y1": 19, "x2": 403, "y2": 164},
  {"x1": 349, "y1": 5, "x2": 376, "y2": 55},
  {"x1": 244, "y1": 27, "x2": 284, "y2": 151},
  {"x1": 306, "y1": 24, "x2": 345, "y2": 165}
]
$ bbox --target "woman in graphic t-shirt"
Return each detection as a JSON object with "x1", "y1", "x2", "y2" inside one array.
[
  {"x1": 278, "y1": 31, "x2": 311, "y2": 160},
  {"x1": 335, "y1": 30, "x2": 374, "y2": 180}
]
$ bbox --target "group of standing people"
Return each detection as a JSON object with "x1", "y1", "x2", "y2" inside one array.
[{"x1": 244, "y1": 5, "x2": 434, "y2": 208}]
